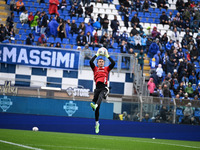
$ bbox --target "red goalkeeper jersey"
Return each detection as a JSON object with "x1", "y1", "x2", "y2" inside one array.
[{"x1": 92, "y1": 66, "x2": 111, "y2": 85}]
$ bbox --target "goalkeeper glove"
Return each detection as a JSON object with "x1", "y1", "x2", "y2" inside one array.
[
  {"x1": 96, "y1": 49, "x2": 100, "y2": 57},
  {"x1": 105, "y1": 49, "x2": 110, "y2": 58}
]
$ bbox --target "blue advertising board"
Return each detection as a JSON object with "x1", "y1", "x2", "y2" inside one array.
[
  {"x1": 0, "y1": 95, "x2": 113, "y2": 120},
  {"x1": 0, "y1": 44, "x2": 80, "y2": 70}
]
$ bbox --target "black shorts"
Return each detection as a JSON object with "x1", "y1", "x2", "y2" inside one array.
[{"x1": 92, "y1": 87, "x2": 109, "y2": 103}]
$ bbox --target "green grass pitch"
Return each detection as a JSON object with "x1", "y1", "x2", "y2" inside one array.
[{"x1": 0, "y1": 129, "x2": 200, "y2": 150}]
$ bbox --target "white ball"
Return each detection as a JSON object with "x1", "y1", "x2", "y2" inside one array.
[
  {"x1": 152, "y1": 137, "x2": 155, "y2": 139},
  {"x1": 32, "y1": 127, "x2": 39, "y2": 131},
  {"x1": 98, "y1": 48, "x2": 106, "y2": 56}
]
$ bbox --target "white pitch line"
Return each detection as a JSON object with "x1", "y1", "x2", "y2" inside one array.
[
  {"x1": 0, "y1": 140, "x2": 43, "y2": 150},
  {"x1": 90, "y1": 136, "x2": 200, "y2": 149}
]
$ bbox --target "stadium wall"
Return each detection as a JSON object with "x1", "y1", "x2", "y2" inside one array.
[
  {"x1": 0, "y1": 113, "x2": 200, "y2": 141},
  {"x1": 0, "y1": 44, "x2": 134, "y2": 95},
  {"x1": 0, "y1": 95, "x2": 113, "y2": 119}
]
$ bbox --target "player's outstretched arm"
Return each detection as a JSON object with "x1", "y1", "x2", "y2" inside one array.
[
  {"x1": 105, "y1": 50, "x2": 115, "y2": 70},
  {"x1": 89, "y1": 50, "x2": 100, "y2": 69}
]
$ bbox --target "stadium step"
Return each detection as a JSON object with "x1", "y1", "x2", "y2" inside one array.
[{"x1": 0, "y1": 0, "x2": 10, "y2": 25}]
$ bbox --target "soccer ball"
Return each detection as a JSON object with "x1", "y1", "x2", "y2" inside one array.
[
  {"x1": 32, "y1": 127, "x2": 39, "y2": 131},
  {"x1": 98, "y1": 47, "x2": 106, "y2": 56}
]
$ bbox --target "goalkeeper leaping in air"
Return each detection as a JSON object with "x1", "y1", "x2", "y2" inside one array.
[{"x1": 90, "y1": 47, "x2": 115, "y2": 134}]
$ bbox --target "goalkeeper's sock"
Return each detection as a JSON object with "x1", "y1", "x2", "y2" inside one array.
[{"x1": 95, "y1": 122, "x2": 100, "y2": 134}]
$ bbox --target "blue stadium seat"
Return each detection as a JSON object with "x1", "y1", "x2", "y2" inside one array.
[
  {"x1": 16, "y1": 41, "x2": 23, "y2": 44},
  {"x1": 62, "y1": 38, "x2": 69, "y2": 44},
  {"x1": 145, "y1": 12, "x2": 150, "y2": 18},
  {"x1": 39, "y1": 3, "x2": 46, "y2": 8},
  {"x1": 33, "y1": 3, "x2": 40, "y2": 8},
  {"x1": 194, "y1": 111, "x2": 200, "y2": 117},
  {"x1": 84, "y1": 59, "x2": 90, "y2": 66},
  {"x1": 18, "y1": 29, "x2": 25, "y2": 35},
  {"x1": 34, "y1": 36, "x2": 39, "y2": 42},
  {"x1": 194, "y1": 61, "x2": 200, "y2": 68},
  {"x1": 15, "y1": 35, "x2": 20, "y2": 40},
  {"x1": 154, "y1": 8, "x2": 160, "y2": 13},
  {"x1": 65, "y1": 45, "x2": 71, "y2": 49},
  {"x1": 141, "y1": 18, "x2": 147, "y2": 23},
  {"x1": 176, "y1": 109, "x2": 183, "y2": 116},
  {"x1": 14, "y1": 17, "x2": 20, "y2": 23},
  {"x1": 55, "y1": 38, "x2": 61, "y2": 43},
  {"x1": 16, "y1": 23, "x2": 22, "y2": 29},
  {"x1": 115, "y1": 5, "x2": 120, "y2": 10},
  {"x1": 47, "y1": 37, "x2": 55, "y2": 43},
  {"x1": 149, "y1": 8, "x2": 154, "y2": 12},
  {"x1": 148, "y1": 18, "x2": 154, "y2": 23},
  {"x1": 21, "y1": 34, "x2": 27, "y2": 41},
  {"x1": 170, "y1": 90, "x2": 175, "y2": 97},
  {"x1": 78, "y1": 17, "x2": 84, "y2": 23},
  {"x1": 26, "y1": 30, "x2": 31, "y2": 34},
  {"x1": 138, "y1": 12, "x2": 145, "y2": 17},
  {"x1": 174, "y1": 84, "x2": 179, "y2": 90}
]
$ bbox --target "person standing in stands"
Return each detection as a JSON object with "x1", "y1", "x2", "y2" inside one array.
[
  {"x1": 16, "y1": 0, "x2": 25, "y2": 15},
  {"x1": 111, "y1": 15, "x2": 119, "y2": 38},
  {"x1": 49, "y1": 0, "x2": 59, "y2": 16},
  {"x1": 90, "y1": 47, "x2": 115, "y2": 134}
]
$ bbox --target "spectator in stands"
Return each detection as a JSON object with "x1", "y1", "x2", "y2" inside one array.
[
  {"x1": 163, "y1": 84, "x2": 171, "y2": 97},
  {"x1": 85, "y1": 31, "x2": 93, "y2": 47},
  {"x1": 176, "y1": 0, "x2": 184, "y2": 10},
  {"x1": 190, "y1": 46, "x2": 199, "y2": 63},
  {"x1": 120, "y1": 31, "x2": 128, "y2": 42},
  {"x1": 16, "y1": 0, "x2": 25, "y2": 15},
  {"x1": 28, "y1": 12, "x2": 34, "y2": 27},
  {"x1": 78, "y1": 22, "x2": 85, "y2": 34},
  {"x1": 142, "y1": 114, "x2": 152, "y2": 122},
  {"x1": 171, "y1": 28, "x2": 180, "y2": 42},
  {"x1": 49, "y1": 43, "x2": 54, "y2": 47},
  {"x1": 134, "y1": 33, "x2": 141, "y2": 50},
  {"x1": 38, "y1": 34, "x2": 47, "y2": 46},
  {"x1": 193, "y1": 8, "x2": 200, "y2": 21},
  {"x1": 174, "y1": 40, "x2": 182, "y2": 51},
  {"x1": 153, "y1": 51, "x2": 162, "y2": 68},
  {"x1": 69, "y1": 5, "x2": 76, "y2": 18},
  {"x1": 142, "y1": 0, "x2": 149, "y2": 12},
  {"x1": 8, "y1": 27, "x2": 15, "y2": 42},
  {"x1": 6, "y1": 12, "x2": 14, "y2": 31},
  {"x1": 177, "y1": 19, "x2": 185, "y2": 32},
  {"x1": 82, "y1": 0, "x2": 90, "y2": 7},
  {"x1": 160, "y1": 32, "x2": 168, "y2": 46},
  {"x1": 0, "y1": 24, "x2": 8, "y2": 42},
  {"x1": 30, "y1": 11, "x2": 40, "y2": 32},
  {"x1": 26, "y1": 33, "x2": 34, "y2": 45},
  {"x1": 141, "y1": 34, "x2": 147, "y2": 50},
  {"x1": 123, "y1": 7, "x2": 129, "y2": 29},
  {"x1": 82, "y1": 44, "x2": 92, "y2": 60},
  {"x1": 131, "y1": 13, "x2": 142, "y2": 29},
  {"x1": 48, "y1": 16, "x2": 59, "y2": 38},
  {"x1": 93, "y1": 32, "x2": 99, "y2": 48},
  {"x1": 59, "y1": 0, "x2": 67, "y2": 12},
  {"x1": 89, "y1": 16, "x2": 94, "y2": 26},
  {"x1": 182, "y1": 74, "x2": 189, "y2": 86},
  {"x1": 101, "y1": 14, "x2": 109, "y2": 36},
  {"x1": 77, "y1": 5, "x2": 83, "y2": 18},
  {"x1": 151, "y1": 27, "x2": 160, "y2": 39},
  {"x1": 40, "y1": 11, "x2": 48, "y2": 35},
  {"x1": 183, "y1": 102, "x2": 193, "y2": 118},
  {"x1": 191, "y1": 20, "x2": 199, "y2": 34},
  {"x1": 111, "y1": 15, "x2": 119, "y2": 38},
  {"x1": 70, "y1": 19, "x2": 78, "y2": 36},
  {"x1": 85, "y1": 5, "x2": 93, "y2": 17},
  {"x1": 55, "y1": 42, "x2": 61, "y2": 48},
  {"x1": 85, "y1": 22, "x2": 93, "y2": 36},
  {"x1": 76, "y1": 31, "x2": 86, "y2": 46},
  {"x1": 20, "y1": 10, "x2": 28, "y2": 25},
  {"x1": 148, "y1": 40, "x2": 159, "y2": 58},
  {"x1": 157, "y1": 0, "x2": 168, "y2": 9},
  {"x1": 49, "y1": 0, "x2": 59, "y2": 16},
  {"x1": 107, "y1": 34, "x2": 114, "y2": 48},
  {"x1": 57, "y1": 19, "x2": 66, "y2": 41},
  {"x1": 166, "y1": 58, "x2": 175, "y2": 74},
  {"x1": 166, "y1": 39, "x2": 173, "y2": 52},
  {"x1": 137, "y1": 49, "x2": 145, "y2": 71},
  {"x1": 146, "y1": 37, "x2": 152, "y2": 53},
  {"x1": 147, "y1": 78, "x2": 156, "y2": 95},
  {"x1": 100, "y1": 33, "x2": 109, "y2": 48},
  {"x1": 128, "y1": 33, "x2": 135, "y2": 49},
  {"x1": 189, "y1": 71, "x2": 197, "y2": 85},
  {"x1": 135, "y1": 0, "x2": 142, "y2": 11},
  {"x1": 10, "y1": 0, "x2": 16, "y2": 11},
  {"x1": 130, "y1": 25, "x2": 139, "y2": 36},
  {"x1": 160, "y1": 11, "x2": 169, "y2": 25},
  {"x1": 162, "y1": 52, "x2": 169, "y2": 73}
]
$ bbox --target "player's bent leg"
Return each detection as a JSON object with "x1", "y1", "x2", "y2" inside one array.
[
  {"x1": 90, "y1": 103, "x2": 97, "y2": 110},
  {"x1": 95, "y1": 123, "x2": 100, "y2": 134}
]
